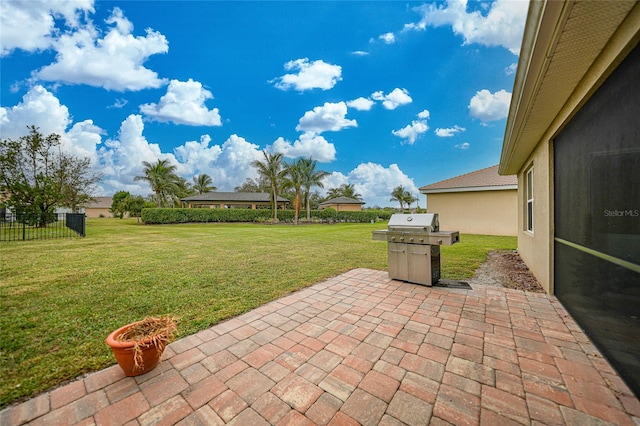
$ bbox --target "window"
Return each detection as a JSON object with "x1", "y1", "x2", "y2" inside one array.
[{"x1": 526, "y1": 167, "x2": 534, "y2": 232}]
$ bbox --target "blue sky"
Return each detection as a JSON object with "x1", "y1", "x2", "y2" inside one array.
[{"x1": 0, "y1": 0, "x2": 528, "y2": 207}]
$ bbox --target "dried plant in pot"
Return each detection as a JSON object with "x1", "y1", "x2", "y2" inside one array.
[{"x1": 105, "y1": 316, "x2": 178, "y2": 376}]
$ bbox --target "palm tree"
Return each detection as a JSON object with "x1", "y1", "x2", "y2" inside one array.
[
  {"x1": 326, "y1": 183, "x2": 362, "y2": 201},
  {"x1": 134, "y1": 159, "x2": 180, "y2": 207},
  {"x1": 192, "y1": 173, "x2": 216, "y2": 194},
  {"x1": 251, "y1": 151, "x2": 285, "y2": 222},
  {"x1": 390, "y1": 185, "x2": 406, "y2": 210},
  {"x1": 299, "y1": 157, "x2": 329, "y2": 221},
  {"x1": 282, "y1": 158, "x2": 306, "y2": 224},
  {"x1": 404, "y1": 191, "x2": 417, "y2": 210},
  {"x1": 170, "y1": 176, "x2": 194, "y2": 207}
]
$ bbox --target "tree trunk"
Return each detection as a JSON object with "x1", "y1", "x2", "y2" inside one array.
[{"x1": 271, "y1": 186, "x2": 278, "y2": 223}]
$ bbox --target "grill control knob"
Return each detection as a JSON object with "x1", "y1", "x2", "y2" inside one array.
[
  {"x1": 400, "y1": 237, "x2": 405, "y2": 242},
  {"x1": 391, "y1": 236, "x2": 396, "y2": 241},
  {"x1": 419, "y1": 238, "x2": 424, "y2": 243},
  {"x1": 409, "y1": 238, "x2": 414, "y2": 242}
]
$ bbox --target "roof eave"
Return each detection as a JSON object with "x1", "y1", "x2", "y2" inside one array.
[
  {"x1": 500, "y1": 0, "x2": 569, "y2": 176},
  {"x1": 500, "y1": 1, "x2": 640, "y2": 176},
  {"x1": 421, "y1": 185, "x2": 518, "y2": 194}
]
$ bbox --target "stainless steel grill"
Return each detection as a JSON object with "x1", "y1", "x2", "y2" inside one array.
[{"x1": 373, "y1": 213, "x2": 459, "y2": 286}]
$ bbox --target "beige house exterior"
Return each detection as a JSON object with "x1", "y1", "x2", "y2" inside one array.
[
  {"x1": 318, "y1": 197, "x2": 365, "y2": 211},
  {"x1": 419, "y1": 166, "x2": 517, "y2": 236},
  {"x1": 181, "y1": 192, "x2": 288, "y2": 209},
  {"x1": 500, "y1": 0, "x2": 639, "y2": 396},
  {"x1": 83, "y1": 196, "x2": 114, "y2": 218},
  {"x1": 500, "y1": 0, "x2": 639, "y2": 294}
]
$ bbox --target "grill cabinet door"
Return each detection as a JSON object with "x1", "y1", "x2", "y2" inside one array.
[
  {"x1": 388, "y1": 242, "x2": 408, "y2": 282},
  {"x1": 407, "y1": 245, "x2": 433, "y2": 285}
]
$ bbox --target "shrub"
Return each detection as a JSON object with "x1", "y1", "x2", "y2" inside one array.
[{"x1": 141, "y1": 208, "x2": 391, "y2": 224}]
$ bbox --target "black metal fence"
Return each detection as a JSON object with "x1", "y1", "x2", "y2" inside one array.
[{"x1": 0, "y1": 212, "x2": 86, "y2": 242}]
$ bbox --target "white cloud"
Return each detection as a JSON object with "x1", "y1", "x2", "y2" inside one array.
[
  {"x1": 372, "y1": 88, "x2": 412, "y2": 110},
  {"x1": 203, "y1": 135, "x2": 262, "y2": 190},
  {"x1": 0, "y1": 84, "x2": 106, "y2": 176},
  {"x1": 0, "y1": 0, "x2": 94, "y2": 56},
  {"x1": 64, "y1": 120, "x2": 105, "y2": 164},
  {"x1": 468, "y1": 89, "x2": 511, "y2": 122},
  {"x1": 101, "y1": 114, "x2": 168, "y2": 187},
  {"x1": 351, "y1": 51, "x2": 369, "y2": 56},
  {"x1": 269, "y1": 132, "x2": 336, "y2": 162},
  {"x1": 101, "y1": 117, "x2": 262, "y2": 195},
  {"x1": 272, "y1": 58, "x2": 342, "y2": 91},
  {"x1": 173, "y1": 134, "x2": 223, "y2": 177},
  {"x1": 347, "y1": 97, "x2": 375, "y2": 111},
  {"x1": 455, "y1": 142, "x2": 470, "y2": 150},
  {"x1": 33, "y1": 7, "x2": 168, "y2": 91},
  {"x1": 140, "y1": 79, "x2": 222, "y2": 126},
  {"x1": 406, "y1": 0, "x2": 527, "y2": 55},
  {"x1": 379, "y1": 32, "x2": 396, "y2": 44},
  {"x1": 296, "y1": 102, "x2": 357, "y2": 133},
  {"x1": 324, "y1": 163, "x2": 419, "y2": 207},
  {"x1": 505, "y1": 63, "x2": 518, "y2": 75},
  {"x1": 0, "y1": 87, "x2": 263, "y2": 196},
  {"x1": 392, "y1": 109, "x2": 430, "y2": 145},
  {"x1": 0, "y1": 85, "x2": 71, "y2": 140},
  {"x1": 435, "y1": 125, "x2": 466, "y2": 137},
  {"x1": 109, "y1": 98, "x2": 128, "y2": 109}
]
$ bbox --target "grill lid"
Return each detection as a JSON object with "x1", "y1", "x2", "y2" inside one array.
[{"x1": 388, "y1": 213, "x2": 439, "y2": 232}]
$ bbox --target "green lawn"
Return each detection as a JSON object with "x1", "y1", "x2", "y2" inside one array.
[{"x1": 0, "y1": 218, "x2": 516, "y2": 407}]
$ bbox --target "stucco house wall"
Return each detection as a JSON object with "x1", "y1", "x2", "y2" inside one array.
[
  {"x1": 318, "y1": 197, "x2": 364, "y2": 211},
  {"x1": 514, "y1": 143, "x2": 553, "y2": 293},
  {"x1": 500, "y1": 1, "x2": 640, "y2": 295},
  {"x1": 426, "y1": 190, "x2": 517, "y2": 236},
  {"x1": 420, "y1": 165, "x2": 517, "y2": 236},
  {"x1": 84, "y1": 197, "x2": 114, "y2": 218},
  {"x1": 319, "y1": 203, "x2": 362, "y2": 212}
]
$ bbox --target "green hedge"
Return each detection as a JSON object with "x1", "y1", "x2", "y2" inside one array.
[{"x1": 141, "y1": 208, "x2": 393, "y2": 224}]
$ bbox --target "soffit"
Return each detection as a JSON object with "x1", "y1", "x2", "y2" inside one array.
[{"x1": 500, "y1": 1, "x2": 638, "y2": 175}]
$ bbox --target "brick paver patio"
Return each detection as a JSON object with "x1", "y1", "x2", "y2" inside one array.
[{"x1": 2, "y1": 268, "x2": 639, "y2": 425}]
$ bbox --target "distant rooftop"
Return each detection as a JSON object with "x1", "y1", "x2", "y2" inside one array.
[
  {"x1": 419, "y1": 165, "x2": 517, "y2": 193},
  {"x1": 181, "y1": 192, "x2": 288, "y2": 202},
  {"x1": 319, "y1": 196, "x2": 365, "y2": 206},
  {"x1": 85, "y1": 196, "x2": 113, "y2": 208}
]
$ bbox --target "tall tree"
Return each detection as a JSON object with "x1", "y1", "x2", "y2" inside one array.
[
  {"x1": 404, "y1": 191, "x2": 417, "y2": 210},
  {"x1": 299, "y1": 157, "x2": 329, "y2": 221},
  {"x1": 170, "y1": 176, "x2": 193, "y2": 207},
  {"x1": 234, "y1": 177, "x2": 267, "y2": 192},
  {"x1": 0, "y1": 126, "x2": 101, "y2": 226},
  {"x1": 110, "y1": 190, "x2": 131, "y2": 219},
  {"x1": 282, "y1": 158, "x2": 305, "y2": 224},
  {"x1": 58, "y1": 155, "x2": 102, "y2": 212},
  {"x1": 192, "y1": 174, "x2": 216, "y2": 194},
  {"x1": 251, "y1": 151, "x2": 284, "y2": 222},
  {"x1": 133, "y1": 159, "x2": 180, "y2": 207},
  {"x1": 326, "y1": 183, "x2": 362, "y2": 201},
  {"x1": 390, "y1": 185, "x2": 407, "y2": 210}
]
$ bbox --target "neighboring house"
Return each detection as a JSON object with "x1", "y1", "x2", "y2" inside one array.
[
  {"x1": 419, "y1": 165, "x2": 517, "y2": 236},
  {"x1": 318, "y1": 197, "x2": 365, "y2": 211},
  {"x1": 83, "y1": 196, "x2": 113, "y2": 218},
  {"x1": 181, "y1": 192, "x2": 288, "y2": 209},
  {"x1": 500, "y1": 1, "x2": 639, "y2": 397}
]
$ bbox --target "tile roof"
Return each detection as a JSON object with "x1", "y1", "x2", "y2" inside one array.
[
  {"x1": 181, "y1": 192, "x2": 288, "y2": 202},
  {"x1": 419, "y1": 165, "x2": 517, "y2": 193},
  {"x1": 319, "y1": 196, "x2": 365, "y2": 205},
  {"x1": 85, "y1": 196, "x2": 113, "y2": 209}
]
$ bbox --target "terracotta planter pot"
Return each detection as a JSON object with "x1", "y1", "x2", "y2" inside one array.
[{"x1": 105, "y1": 321, "x2": 168, "y2": 377}]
